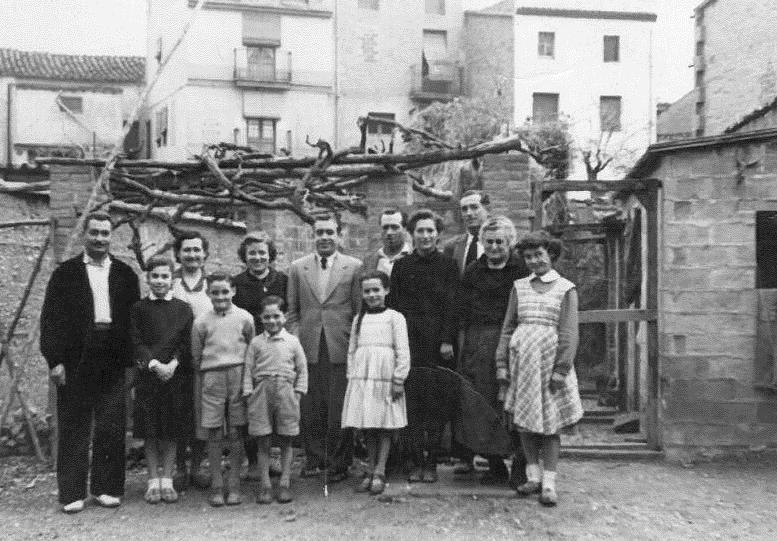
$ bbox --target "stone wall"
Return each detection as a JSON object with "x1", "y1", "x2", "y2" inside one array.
[
  {"x1": 657, "y1": 138, "x2": 777, "y2": 460},
  {"x1": 463, "y1": 12, "x2": 513, "y2": 117},
  {"x1": 699, "y1": 0, "x2": 777, "y2": 134}
]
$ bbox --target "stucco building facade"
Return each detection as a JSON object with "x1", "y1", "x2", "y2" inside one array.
[{"x1": 144, "y1": 0, "x2": 466, "y2": 159}]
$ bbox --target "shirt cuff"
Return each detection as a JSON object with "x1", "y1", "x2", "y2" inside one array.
[{"x1": 496, "y1": 367, "x2": 509, "y2": 381}]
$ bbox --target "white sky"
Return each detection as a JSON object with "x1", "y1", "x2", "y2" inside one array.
[{"x1": 0, "y1": 0, "x2": 697, "y2": 103}]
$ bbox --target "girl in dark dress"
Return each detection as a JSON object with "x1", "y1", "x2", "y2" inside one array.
[{"x1": 131, "y1": 256, "x2": 194, "y2": 504}]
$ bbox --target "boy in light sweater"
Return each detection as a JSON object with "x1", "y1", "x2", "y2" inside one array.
[
  {"x1": 191, "y1": 273, "x2": 255, "y2": 507},
  {"x1": 243, "y1": 296, "x2": 307, "y2": 504}
]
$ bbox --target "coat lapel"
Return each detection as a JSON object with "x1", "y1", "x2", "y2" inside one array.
[
  {"x1": 301, "y1": 254, "x2": 323, "y2": 303},
  {"x1": 454, "y1": 235, "x2": 467, "y2": 275}
]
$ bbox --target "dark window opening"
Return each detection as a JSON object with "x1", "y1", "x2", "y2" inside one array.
[{"x1": 757, "y1": 211, "x2": 777, "y2": 288}]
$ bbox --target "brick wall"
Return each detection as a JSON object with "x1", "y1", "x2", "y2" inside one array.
[
  {"x1": 700, "y1": 0, "x2": 777, "y2": 134},
  {"x1": 657, "y1": 138, "x2": 777, "y2": 460}
]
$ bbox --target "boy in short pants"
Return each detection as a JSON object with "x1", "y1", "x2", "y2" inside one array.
[
  {"x1": 243, "y1": 295, "x2": 307, "y2": 504},
  {"x1": 192, "y1": 273, "x2": 255, "y2": 507}
]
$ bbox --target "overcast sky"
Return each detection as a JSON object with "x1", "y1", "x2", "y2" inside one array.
[{"x1": 0, "y1": 0, "x2": 697, "y2": 103}]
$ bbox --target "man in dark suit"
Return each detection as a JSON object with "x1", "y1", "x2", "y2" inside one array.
[
  {"x1": 286, "y1": 213, "x2": 362, "y2": 481},
  {"x1": 443, "y1": 190, "x2": 490, "y2": 277},
  {"x1": 40, "y1": 211, "x2": 140, "y2": 513}
]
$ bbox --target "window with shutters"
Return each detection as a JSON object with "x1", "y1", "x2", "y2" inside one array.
[
  {"x1": 600, "y1": 96, "x2": 622, "y2": 132},
  {"x1": 538, "y1": 32, "x2": 555, "y2": 58},
  {"x1": 603, "y1": 35, "x2": 620, "y2": 62},
  {"x1": 246, "y1": 46, "x2": 276, "y2": 81},
  {"x1": 247, "y1": 118, "x2": 277, "y2": 154},
  {"x1": 532, "y1": 93, "x2": 559, "y2": 123}
]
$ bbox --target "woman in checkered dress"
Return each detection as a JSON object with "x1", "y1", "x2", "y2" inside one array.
[{"x1": 495, "y1": 231, "x2": 582, "y2": 507}]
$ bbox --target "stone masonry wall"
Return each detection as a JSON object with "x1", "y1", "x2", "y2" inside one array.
[
  {"x1": 463, "y1": 12, "x2": 513, "y2": 117},
  {"x1": 701, "y1": 0, "x2": 777, "y2": 134},
  {"x1": 657, "y1": 138, "x2": 777, "y2": 460}
]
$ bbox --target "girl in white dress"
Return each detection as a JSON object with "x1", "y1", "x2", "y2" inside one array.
[{"x1": 341, "y1": 271, "x2": 410, "y2": 495}]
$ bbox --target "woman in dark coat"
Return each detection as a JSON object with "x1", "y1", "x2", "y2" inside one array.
[
  {"x1": 387, "y1": 209, "x2": 459, "y2": 483},
  {"x1": 457, "y1": 215, "x2": 530, "y2": 486}
]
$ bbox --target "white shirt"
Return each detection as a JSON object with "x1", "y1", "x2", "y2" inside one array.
[
  {"x1": 315, "y1": 251, "x2": 338, "y2": 299},
  {"x1": 83, "y1": 253, "x2": 112, "y2": 323},
  {"x1": 375, "y1": 243, "x2": 411, "y2": 277},
  {"x1": 462, "y1": 233, "x2": 484, "y2": 268}
]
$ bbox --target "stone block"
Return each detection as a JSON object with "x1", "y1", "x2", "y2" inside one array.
[
  {"x1": 664, "y1": 224, "x2": 710, "y2": 246},
  {"x1": 678, "y1": 333, "x2": 754, "y2": 357},
  {"x1": 663, "y1": 313, "x2": 755, "y2": 336},
  {"x1": 662, "y1": 290, "x2": 756, "y2": 314},
  {"x1": 709, "y1": 267, "x2": 756, "y2": 290},
  {"x1": 661, "y1": 268, "x2": 713, "y2": 290},
  {"x1": 663, "y1": 398, "x2": 756, "y2": 425},
  {"x1": 710, "y1": 222, "x2": 755, "y2": 243},
  {"x1": 670, "y1": 177, "x2": 714, "y2": 200}
]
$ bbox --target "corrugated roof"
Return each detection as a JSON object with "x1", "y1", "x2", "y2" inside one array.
[{"x1": 0, "y1": 48, "x2": 144, "y2": 84}]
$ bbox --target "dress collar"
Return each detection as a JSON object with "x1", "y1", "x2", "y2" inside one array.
[
  {"x1": 529, "y1": 269, "x2": 560, "y2": 283},
  {"x1": 149, "y1": 291, "x2": 174, "y2": 301},
  {"x1": 178, "y1": 269, "x2": 205, "y2": 292},
  {"x1": 264, "y1": 328, "x2": 290, "y2": 341}
]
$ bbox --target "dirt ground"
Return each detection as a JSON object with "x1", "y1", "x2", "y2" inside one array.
[{"x1": 2, "y1": 455, "x2": 777, "y2": 541}]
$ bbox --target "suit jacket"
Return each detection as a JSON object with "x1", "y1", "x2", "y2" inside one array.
[
  {"x1": 286, "y1": 252, "x2": 363, "y2": 365},
  {"x1": 442, "y1": 233, "x2": 469, "y2": 278},
  {"x1": 40, "y1": 253, "x2": 140, "y2": 372}
]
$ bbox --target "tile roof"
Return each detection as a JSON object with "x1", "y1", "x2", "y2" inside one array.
[{"x1": 0, "y1": 48, "x2": 144, "y2": 84}]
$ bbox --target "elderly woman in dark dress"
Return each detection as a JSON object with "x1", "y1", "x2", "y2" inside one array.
[
  {"x1": 457, "y1": 216, "x2": 530, "y2": 486},
  {"x1": 232, "y1": 231, "x2": 288, "y2": 480},
  {"x1": 387, "y1": 209, "x2": 459, "y2": 483}
]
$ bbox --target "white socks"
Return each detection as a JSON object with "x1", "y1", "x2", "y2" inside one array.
[
  {"x1": 525, "y1": 464, "x2": 542, "y2": 483},
  {"x1": 159, "y1": 477, "x2": 173, "y2": 490},
  {"x1": 543, "y1": 470, "x2": 557, "y2": 491}
]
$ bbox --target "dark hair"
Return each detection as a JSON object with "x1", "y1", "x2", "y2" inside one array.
[
  {"x1": 313, "y1": 212, "x2": 342, "y2": 234},
  {"x1": 259, "y1": 294, "x2": 285, "y2": 313},
  {"x1": 82, "y1": 211, "x2": 112, "y2": 231},
  {"x1": 173, "y1": 230, "x2": 210, "y2": 263},
  {"x1": 379, "y1": 208, "x2": 407, "y2": 227},
  {"x1": 237, "y1": 230, "x2": 277, "y2": 263},
  {"x1": 145, "y1": 255, "x2": 175, "y2": 274},
  {"x1": 205, "y1": 272, "x2": 234, "y2": 288},
  {"x1": 460, "y1": 190, "x2": 490, "y2": 207},
  {"x1": 406, "y1": 208, "x2": 444, "y2": 234},
  {"x1": 353, "y1": 270, "x2": 391, "y2": 347},
  {"x1": 516, "y1": 231, "x2": 564, "y2": 262}
]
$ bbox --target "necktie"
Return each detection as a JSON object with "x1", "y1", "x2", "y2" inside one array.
[
  {"x1": 320, "y1": 256, "x2": 328, "y2": 270},
  {"x1": 465, "y1": 235, "x2": 478, "y2": 267}
]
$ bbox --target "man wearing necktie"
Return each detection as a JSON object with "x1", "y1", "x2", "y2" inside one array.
[
  {"x1": 443, "y1": 190, "x2": 490, "y2": 278},
  {"x1": 286, "y1": 214, "x2": 363, "y2": 481}
]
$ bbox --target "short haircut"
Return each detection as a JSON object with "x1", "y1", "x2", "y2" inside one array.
[
  {"x1": 173, "y1": 230, "x2": 209, "y2": 262},
  {"x1": 360, "y1": 270, "x2": 390, "y2": 289},
  {"x1": 145, "y1": 255, "x2": 175, "y2": 274},
  {"x1": 237, "y1": 230, "x2": 277, "y2": 263},
  {"x1": 313, "y1": 212, "x2": 342, "y2": 234},
  {"x1": 206, "y1": 272, "x2": 234, "y2": 288},
  {"x1": 379, "y1": 208, "x2": 407, "y2": 227},
  {"x1": 259, "y1": 294, "x2": 286, "y2": 313},
  {"x1": 406, "y1": 208, "x2": 444, "y2": 234},
  {"x1": 516, "y1": 231, "x2": 564, "y2": 262},
  {"x1": 460, "y1": 190, "x2": 490, "y2": 207},
  {"x1": 82, "y1": 210, "x2": 112, "y2": 231},
  {"x1": 479, "y1": 215, "x2": 517, "y2": 247}
]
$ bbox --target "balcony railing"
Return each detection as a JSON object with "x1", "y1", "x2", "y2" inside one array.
[
  {"x1": 234, "y1": 48, "x2": 292, "y2": 89},
  {"x1": 409, "y1": 61, "x2": 463, "y2": 102}
]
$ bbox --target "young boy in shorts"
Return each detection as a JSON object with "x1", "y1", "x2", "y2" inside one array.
[
  {"x1": 242, "y1": 296, "x2": 307, "y2": 504},
  {"x1": 192, "y1": 273, "x2": 255, "y2": 507}
]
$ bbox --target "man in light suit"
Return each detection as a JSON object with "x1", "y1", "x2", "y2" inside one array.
[
  {"x1": 286, "y1": 213, "x2": 363, "y2": 481},
  {"x1": 443, "y1": 190, "x2": 490, "y2": 277}
]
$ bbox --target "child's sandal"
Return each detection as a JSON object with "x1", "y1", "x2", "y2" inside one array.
[
  {"x1": 369, "y1": 473, "x2": 386, "y2": 495},
  {"x1": 160, "y1": 478, "x2": 178, "y2": 503},
  {"x1": 356, "y1": 473, "x2": 373, "y2": 493},
  {"x1": 144, "y1": 479, "x2": 161, "y2": 504}
]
